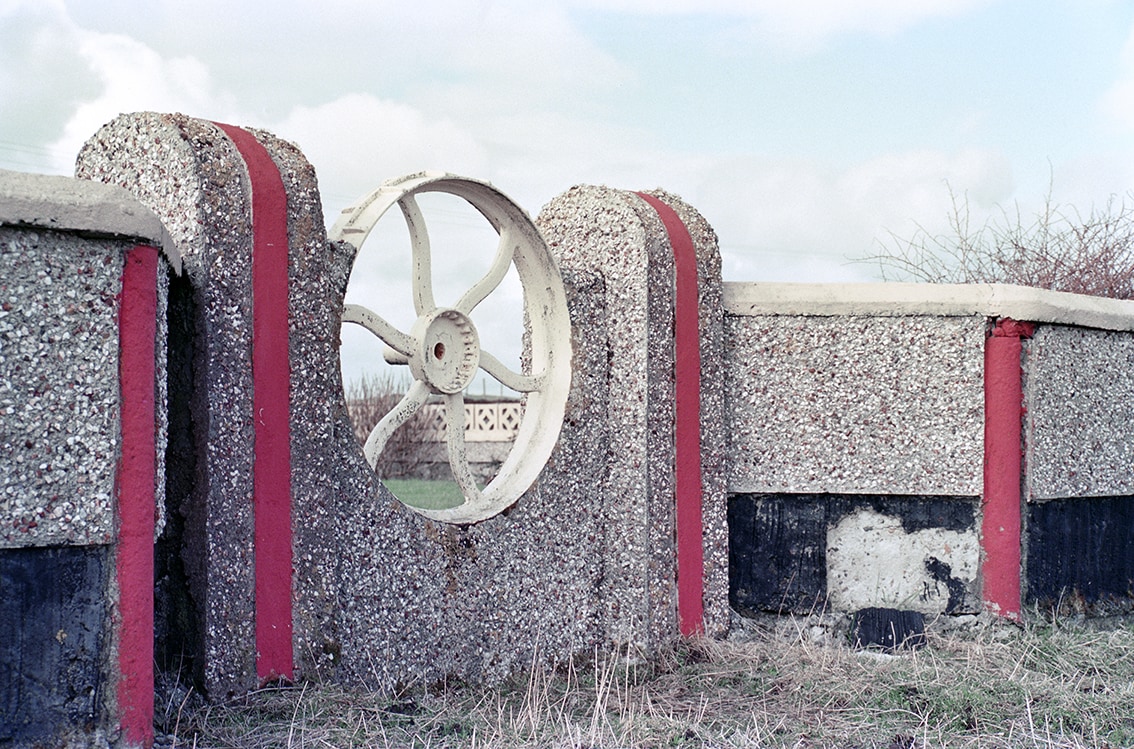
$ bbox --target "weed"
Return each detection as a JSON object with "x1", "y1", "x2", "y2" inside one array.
[{"x1": 166, "y1": 615, "x2": 1134, "y2": 748}]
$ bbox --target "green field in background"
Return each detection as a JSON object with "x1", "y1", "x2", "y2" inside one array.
[{"x1": 383, "y1": 478, "x2": 465, "y2": 510}]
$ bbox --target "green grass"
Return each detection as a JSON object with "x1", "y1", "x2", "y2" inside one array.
[
  {"x1": 382, "y1": 478, "x2": 465, "y2": 510},
  {"x1": 162, "y1": 613, "x2": 1134, "y2": 748}
]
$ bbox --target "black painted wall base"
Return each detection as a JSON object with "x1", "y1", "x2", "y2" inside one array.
[
  {"x1": 728, "y1": 493, "x2": 978, "y2": 616},
  {"x1": 852, "y1": 607, "x2": 927, "y2": 652},
  {"x1": 0, "y1": 545, "x2": 108, "y2": 746},
  {"x1": 1026, "y1": 496, "x2": 1134, "y2": 614}
]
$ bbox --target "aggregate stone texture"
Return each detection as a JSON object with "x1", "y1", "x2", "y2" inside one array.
[
  {"x1": 540, "y1": 185, "x2": 730, "y2": 643},
  {"x1": 1024, "y1": 325, "x2": 1134, "y2": 499},
  {"x1": 725, "y1": 314, "x2": 986, "y2": 496},
  {"x1": 74, "y1": 111, "x2": 601, "y2": 694},
  {"x1": 328, "y1": 182, "x2": 730, "y2": 689},
  {"x1": 78, "y1": 113, "x2": 260, "y2": 698},
  {"x1": 538, "y1": 185, "x2": 675, "y2": 651},
  {"x1": 0, "y1": 228, "x2": 119, "y2": 547},
  {"x1": 73, "y1": 112, "x2": 729, "y2": 696},
  {"x1": 80, "y1": 114, "x2": 348, "y2": 698},
  {"x1": 327, "y1": 237, "x2": 612, "y2": 689},
  {"x1": 638, "y1": 189, "x2": 730, "y2": 638}
]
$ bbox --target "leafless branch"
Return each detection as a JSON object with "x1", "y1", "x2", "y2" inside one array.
[
  {"x1": 344, "y1": 372, "x2": 433, "y2": 479},
  {"x1": 865, "y1": 184, "x2": 1134, "y2": 299}
]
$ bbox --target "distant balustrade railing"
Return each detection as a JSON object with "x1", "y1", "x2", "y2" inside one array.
[{"x1": 420, "y1": 399, "x2": 522, "y2": 443}]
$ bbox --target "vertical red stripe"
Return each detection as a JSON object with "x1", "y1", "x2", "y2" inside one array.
[
  {"x1": 982, "y1": 318, "x2": 1032, "y2": 620},
  {"x1": 117, "y1": 245, "x2": 158, "y2": 747},
  {"x1": 214, "y1": 123, "x2": 294, "y2": 680},
  {"x1": 635, "y1": 192, "x2": 705, "y2": 636}
]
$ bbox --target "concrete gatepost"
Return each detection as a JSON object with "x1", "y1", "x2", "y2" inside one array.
[
  {"x1": 0, "y1": 169, "x2": 177, "y2": 748},
  {"x1": 77, "y1": 113, "x2": 341, "y2": 698},
  {"x1": 535, "y1": 185, "x2": 730, "y2": 644}
]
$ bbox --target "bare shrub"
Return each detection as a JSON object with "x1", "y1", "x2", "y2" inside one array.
[
  {"x1": 868, "y1": 186, "x2": 1134, "y2": 299},
  {"x1": 344, "y1": 372, "x2": 434, "y2": 479}
]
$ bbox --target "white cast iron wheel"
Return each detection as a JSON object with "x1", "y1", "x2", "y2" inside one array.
[{"x1": 331, "y1": 172, "x2": 572, "y2": 524}]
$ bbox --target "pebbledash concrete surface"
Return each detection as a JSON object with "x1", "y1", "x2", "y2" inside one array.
[
  {"x1": 6, "y1": 111, "x2": 1134, "y2": 747},
  {"x1": 0, "y1": 169, "x2": 177, "y2": 747},
  {"x1": 0, "y1": 171, "x2": 175, "y2": 548},
  {"x1": 71, "y1": 114, "x2": 730, "y2": 709},
  {"x1": 725, "y1": 282, "x2": 1134, "y2": 620}
]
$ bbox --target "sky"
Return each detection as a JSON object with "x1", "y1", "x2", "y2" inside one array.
[{"x1": 3, "y1": 0, "x2": 1134, "y2": 382}]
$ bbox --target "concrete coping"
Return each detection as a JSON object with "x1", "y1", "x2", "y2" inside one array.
[
  {"x1": 724, "y1": 281, "x2": 1134, "y2": 333},
  {"x1": 0, "y1": 168, "x2": 180, "y2": 274}
]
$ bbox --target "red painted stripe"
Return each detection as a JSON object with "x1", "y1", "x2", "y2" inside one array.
[
  {"x1": 635, "y1": 192, "x2": 705, "y2": 636},
  {"x1": 215, "y1": 123, "x2": 294, "y2": 680},
  {"x1": 117, "y1": 244, "x2": 158, "y2": 746},
  {"x1": 982, "y1": 318, "x2": 1033, "y2": 619}
]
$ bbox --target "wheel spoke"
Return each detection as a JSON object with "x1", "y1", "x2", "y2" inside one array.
[
  {"x1": 342, "y1": 304, "x2": 414, "y2": 358},
  {"x1": 400, "y1": 195, "x2": 436, "y2": 315},
  {"x1": 456, "y1": 225, "x2": 516, "y2": 315},
  {"x1": 337, "y1": 173, "x2": 571, "y2": 524},
  {"x1": 363, "y1": 379, "x2": 431, "y2": 469},
  {"x1": 444, "y1": 392, "x2": 482, "y2": 502},
  {"x1": 479, "y1": 349, "x2": 545, "y2": 393}
]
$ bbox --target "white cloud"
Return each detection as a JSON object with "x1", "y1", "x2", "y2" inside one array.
[
  {"x1": 1101, "y1": 77, "x2": 1134, "y2": 130},
  {"x1": 839, "y1": 148, "x2": 1014, "y2": 225},
  {"x1": 693, "y1": 148, "x2": 1014, "y2": 283},
  {"x1": 0, "y1": 2, "x2": 90, "y2": 171},
  {"x1": 48, "y1": 33, "x2": 235, "y2": 172},
  {"x1": 0, "y1": 0, "x2": 64, "y2": 16},
  {"x1": 569, "y1": 0, "x2": 997, "y2": 48},
  {"x1": 1, "y1": 0, "x2": 1026, "y2": 297},
  {"x1": 440, "y1": 2, "x2": 632, "y2": 94},
  {"x1": 2, "y1": 3, "x2": 242, "y2": 174},
  {"x1": 453, "y1": 110, "x2": 697, "y2": 210},
  {"x1": 1073, "y1": 17, "x2": 1134, "y2": 205},
  {"x1": 272, "y1": 94, "x2": 490, "y2": 212}
]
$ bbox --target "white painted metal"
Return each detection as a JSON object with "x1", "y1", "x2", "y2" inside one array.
[{"x1": 331, "y1": 172, "x2": 572, "y2": 524}]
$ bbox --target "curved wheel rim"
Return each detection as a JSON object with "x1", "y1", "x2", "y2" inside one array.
[{"x1": 331, "y1": 172, "x2": 572, "y2": 524}]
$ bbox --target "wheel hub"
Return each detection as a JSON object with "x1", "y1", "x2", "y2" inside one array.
[{"x1": 409, "y1": 308, "x2": 480, "y2": 394}]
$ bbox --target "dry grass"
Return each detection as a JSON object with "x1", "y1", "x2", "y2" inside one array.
[{"x1": 161, "y1": 614, "x2": 1134, "y2": 748}]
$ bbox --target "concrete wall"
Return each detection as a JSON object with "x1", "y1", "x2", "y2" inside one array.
[
  {"x1": 75, "y1": 114, "x2": 729, "y2": 703},
  {"x1": 724, "y1": 281, "x2": 1134, "y2": 619},
  {"x1": 10, "y1": 108, "x2": 1134, "y2": 743},
  {"x1": 1022, "y1": 325, "x2": 1134, "y2": 612},
  {"x1": 0, "y1": 169, "x2": 176, "y2": 748}
]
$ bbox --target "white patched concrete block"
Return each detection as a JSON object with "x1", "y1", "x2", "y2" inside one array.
[{"x1": 826, "y1": 509, "x2": 978, "y2": 613}]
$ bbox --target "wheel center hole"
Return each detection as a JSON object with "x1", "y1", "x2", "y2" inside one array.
[{"x1": 433, "y1": 341, "x2": 446, "y2": 360}]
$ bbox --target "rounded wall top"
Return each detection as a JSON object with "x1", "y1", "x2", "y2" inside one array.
[
  {"x1": 0, "y1": 168, "x2": 180, "y2": 274},
  {"x1": 725, "y1": 281, "x2": 1134, "y2": 332}
]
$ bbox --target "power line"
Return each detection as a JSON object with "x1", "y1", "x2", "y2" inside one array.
[{"x1": 0, "y1": 138, "x2": 70, "y2": 174}]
